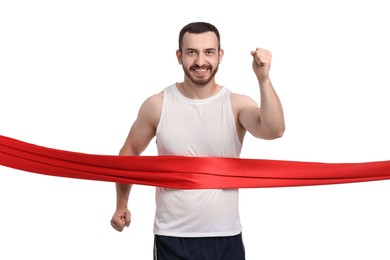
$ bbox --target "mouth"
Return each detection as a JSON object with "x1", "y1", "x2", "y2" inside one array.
[{"x1": 191, "y1": 66, "x2": 211, "y2": 76}]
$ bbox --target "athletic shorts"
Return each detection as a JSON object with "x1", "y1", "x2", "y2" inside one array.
[{"x1": 153, "y1": 233, "x2": 245, "y2": 260}]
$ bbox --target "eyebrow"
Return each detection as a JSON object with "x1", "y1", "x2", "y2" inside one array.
[{"x1": 184, "y1": 48, "x2": 217, "y2": 52}]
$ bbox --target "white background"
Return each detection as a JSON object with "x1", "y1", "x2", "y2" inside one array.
[{"x1": 1, "y1": 0, "x2": 390, "y2": 259}]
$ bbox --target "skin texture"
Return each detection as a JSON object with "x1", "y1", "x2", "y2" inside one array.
[{"x1": 110, "y1": 30, "x2": 285, "y2": 232}]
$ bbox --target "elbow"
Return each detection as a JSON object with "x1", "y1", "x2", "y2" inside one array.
[
  {"x1": 262, "y1": 125, "x2": 285, "y2": 140},
  {"x1": 275, "y1": 124, "x2": 286, "y2": 138},
  {"x1": 268, "y1": 130, "x2": 285, "y2": 140},
  {"x1": 272, "y1": 119, "x2": 286, "y2": 139},
  {"x1": 273, "y1": 127, "x2": 285, "y2": 139}
]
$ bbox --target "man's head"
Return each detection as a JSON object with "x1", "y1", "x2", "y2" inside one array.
[
  {"x1": 177, "y1": 22, "x2": 223, "y2": 86},
  {"x1": 178, "y1": 22, "x2": 221, "y2": 52}
]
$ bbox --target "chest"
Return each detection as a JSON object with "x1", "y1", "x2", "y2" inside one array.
[{"x1": 156, "y1": 96, "x2": 240, "y2": 157}]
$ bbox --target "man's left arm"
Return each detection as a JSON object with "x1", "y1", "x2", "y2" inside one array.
[{"x1": 237, "y1": 48, "x2": 285, "y2": 140}]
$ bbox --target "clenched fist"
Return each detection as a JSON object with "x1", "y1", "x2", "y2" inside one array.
[
  {"x1": 251, "y1": 48, "x2": 272, "y2": 82},
  {"x1": 111, "y1": 208, "x2": 131, "y2": 232}
]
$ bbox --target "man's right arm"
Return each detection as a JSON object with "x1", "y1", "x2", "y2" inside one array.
[{"x1": 110, "y1": 92, "x2": 163, "y2": 232}]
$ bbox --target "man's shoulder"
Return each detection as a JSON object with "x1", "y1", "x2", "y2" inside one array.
[
  {"x1": 230, "y1": 92, "x2": 254, "y2": 103},
  {"x1": 143, "y1": 91, "x2": 164, "y2": 109},
  {"x1": 147, "y1": 83, "x2": 175, "y2": 100},
  {"x1": 140, "y1": 83, "x2": 177, "y2": 114},
  {"x1": 230, "y1": 92, "x2": 259, "y2": 111}
]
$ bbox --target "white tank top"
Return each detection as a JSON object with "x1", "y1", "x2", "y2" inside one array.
[{"x1": 154, "y1": 83, "x2": 243, "y2": 237}]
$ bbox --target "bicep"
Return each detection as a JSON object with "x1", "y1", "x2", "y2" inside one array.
[
  {"x1": 120, "y1": 119, "x2": 155, "y2": 156},
  {"x1": 120, "y1": 94, "x2": 162, "y2": 156},
  {"x1": 233, "y1": 94, "x2": 267, "y2": 139},
  {"x1": 238, "y1": 103, "x2": 263, "y2": 138}
]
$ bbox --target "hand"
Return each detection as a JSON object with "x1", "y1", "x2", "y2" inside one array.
[
  {"x1": 251, "y1": 48, "x2": 272, "y2": 82},
  {"x1": 110, "y1": 208, "x2": 131, "y2": 232}
]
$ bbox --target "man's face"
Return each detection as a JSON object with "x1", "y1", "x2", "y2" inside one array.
[{"x1": 177, "y1": 31, "x2": 223, "y2": 85}]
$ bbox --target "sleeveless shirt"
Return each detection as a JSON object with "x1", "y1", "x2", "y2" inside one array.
[{"x1": 154, "y1": 83, "x2": 243, "y2": 237}]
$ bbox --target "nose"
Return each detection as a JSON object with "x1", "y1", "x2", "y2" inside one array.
[{"x1": 194, "y1": 53, "x2": 205, "y2": 66}]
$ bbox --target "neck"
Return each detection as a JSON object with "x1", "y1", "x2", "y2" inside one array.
[{"x1": 177, "y1": 79, "x2": 221, "y2": 99}]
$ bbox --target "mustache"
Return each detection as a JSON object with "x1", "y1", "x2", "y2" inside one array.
[{"x1": 190, "y1": 65, "x2": 212, "y2": 70}]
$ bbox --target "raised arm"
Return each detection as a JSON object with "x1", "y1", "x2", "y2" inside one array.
[
  {"x1": 234, "y1": 48, "x2": 285, "y2": 141},
  {"x1": 110, "y1": 92, "x2": 163, "y2": 232}
]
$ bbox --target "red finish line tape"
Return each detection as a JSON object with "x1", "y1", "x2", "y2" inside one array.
[{"x1": 1, "y1": 135, "x2": 390, "y2": 189}]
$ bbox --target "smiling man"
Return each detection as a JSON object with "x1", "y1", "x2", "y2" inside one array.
[
  {"x1": 178, "y1": 30, "x2": 221, "y2": 87},
  {"x1": 110, "y1": 22, "x2": 285, "y2": 259}
]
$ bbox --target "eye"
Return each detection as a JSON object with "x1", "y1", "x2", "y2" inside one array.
[
  {"x1": 206, "y1": 50, "x2": 215, "y2": 56},
  {"x1": 187, "y1": 50, "x2": 196, "y2": 56}
]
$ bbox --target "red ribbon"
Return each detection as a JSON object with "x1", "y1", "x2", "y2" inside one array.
[{"x1": 1, "y1": 135, "x2": 390, "y2": 189}]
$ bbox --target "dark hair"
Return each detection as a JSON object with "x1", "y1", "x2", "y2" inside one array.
[{"x1": 178, "y1": 22, "x2": 221, "y2": 52}]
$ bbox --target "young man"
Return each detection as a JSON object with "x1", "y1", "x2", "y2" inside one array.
[{"x1": 110, "y1": 22, "x2": 285, "y2": 259}]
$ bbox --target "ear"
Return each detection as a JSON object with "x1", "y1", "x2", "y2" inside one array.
[
  {"x1": 176, "y1": 50, "x2": 182, "y2": 65},
  {"x1": 218, "y1": 49, "x2": 224, "y2": 64}
]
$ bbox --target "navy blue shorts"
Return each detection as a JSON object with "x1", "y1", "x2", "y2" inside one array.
[{"x1": 153, "y1": 233, "x2": 245, "y2": 260}]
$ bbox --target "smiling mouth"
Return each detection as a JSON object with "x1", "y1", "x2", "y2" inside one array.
[
  {"x1": 194, "y1": 69, "x2": 208, "y2": 73},
  {"x1": 191, "y1": 66, "x2": 210, "y2": 75}
]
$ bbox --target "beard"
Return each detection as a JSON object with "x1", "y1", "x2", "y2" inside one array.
[{"x1": 182, "y1": 63, "x2": 219, "y2": 86}]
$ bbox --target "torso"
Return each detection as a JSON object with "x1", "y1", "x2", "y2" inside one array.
[
  {"x1": 150, "y1": 83, "x2": 247, "y2": 143},
  {"x1": 152, "y1": 83, "x2": 243, "y2": 237}
]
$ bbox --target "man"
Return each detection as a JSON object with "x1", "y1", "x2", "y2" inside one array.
[{"x1": 110, "y1": 22, "x2": 285, "y2": 259}]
